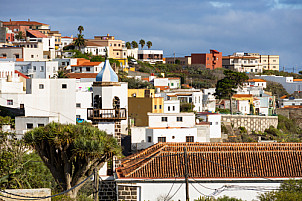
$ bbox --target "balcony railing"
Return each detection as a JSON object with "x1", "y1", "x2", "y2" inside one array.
[{"x1": 87, "y1": 108, "x2": 127, "y2": 121}]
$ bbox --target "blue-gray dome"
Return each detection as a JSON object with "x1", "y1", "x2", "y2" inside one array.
[{"x1": 96, "y1": 59, "x2": 118, "y2": 82}]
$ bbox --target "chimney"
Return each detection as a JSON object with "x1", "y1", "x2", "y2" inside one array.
[
  {"x1": 10, "y1": 19, "x2": 11, "y2": 22},
  {"x1": 107, "y1": 33, "x2": 109, "y2": 37}
]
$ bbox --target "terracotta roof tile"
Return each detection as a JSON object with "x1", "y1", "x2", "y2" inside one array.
[
  {"x1": 71, "y1": 62, "x2": 102, "y2": 67},
  {"x1": 116, "y1": 142, "x2": 302, "y2": 179},
  {"x1": 14, "y1": 70, "x2": 29, "y2": 79},
  {"x1": 156, "y1": 86, "x2": 170, "y2": 91},
  {"x1": 67, "y1": 73, "x2": 98, "y2": 79},
  {"x1": 26, "y1": 30, "x2": 47, "y2": 38},
  {"x1": 232, "y1": 94, "x2": 253, "y2": 98},
  {"x1": 293, "y1": 79, "x2": 302, "y2": 82},
  {"x1": 247, "y1": 79, "x2": 267, "y2": 82},
  {"x1": 3, "y1": 21, "x2": 48, "y2": 26}
]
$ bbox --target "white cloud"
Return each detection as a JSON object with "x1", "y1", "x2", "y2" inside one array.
[
  {"x1": 272, "y1": 0, "x2": 302, "y2": 9},
  {"x1": 210, "y1": 1, "x2": 231, "y2": 8}
]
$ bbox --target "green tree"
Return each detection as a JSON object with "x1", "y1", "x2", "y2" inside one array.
[
  {"x1": 56, "y1": 70, "x2": 68, "y2": 78},
  {"x1": 77, "y1": 25, "x2": 84, "y2": 35},
  {"x1": 24, "y1": 123, "x2": 122, "y2": 199},
  {"x1": 259, "y1": 179, "x2": 302, "y2": 201},
  {"x1": 74, "y1": 26, "x2": 85, "y2": 50},
  {"x1": 15, "y1": 31, "x2": 24, "y2": 41},
  {"x1": 214, "y1": 70, "x2": 248, "y2": 114},
  {"x1": 0, "y1": 132, "x2": 55, "y2": 190},
  {"x1": 131, "y1": 41, "x2": 138, "y2": 49},
  {"x1": 180, "y1": 102, "x2": 195, "y2": 112},
  {"x1": 147, "y1": 41, "x2": 152, "y2": 49},
  {"x1": 139, "y1": 39, "x2": 145, "y2": 49},
  {"x1": 126, "y1": 42, "x2": 131, "y2": 49}
]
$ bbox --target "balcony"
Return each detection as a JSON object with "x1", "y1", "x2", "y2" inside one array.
[{"x1": 87, "y1": 108, "x2": 127, "y2": 121}]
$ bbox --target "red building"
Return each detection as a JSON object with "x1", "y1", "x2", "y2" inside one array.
[{"x1": 191, "y1": 49, "x2": 222, "y2": 70}]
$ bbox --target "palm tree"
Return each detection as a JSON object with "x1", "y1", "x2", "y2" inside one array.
[
  {"x1": 126, "y1": 42, "x2": 131, "y2": 49},
  {"x1": 131, "y1": 41, "x2": 138, "y2": 49},
  {"x1": 147, "y1": 41, "x2": 152, "y2": 49},
  {"x1": 139, "y1": 39, "x2": 145, "y2": 49},
  {"x1": 78, "y1": 26, "x2": 84, "y2": 35},
  {"x1": 74, "y1": 26, "x2": 85, "y2": 50},
  {"x1": 15, "y1": 31, "x2": 23, "y2": 41}
]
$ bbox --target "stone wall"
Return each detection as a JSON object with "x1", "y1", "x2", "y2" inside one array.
[
  {"x1": 1, "y1": 188, "x2": 51, "y2": 201},
  {"x1": 276, "y1": 108, "x2": 302, "y2": 128},
  {"x1": 117, "y1": 184, "x2": 137, "y2": 201},
  {"x1": 221, "y1": 115, "x2": 278, "y2": 133},
  {"x1": 99, "y1": 180, "x2": 117, "y2": 201}
]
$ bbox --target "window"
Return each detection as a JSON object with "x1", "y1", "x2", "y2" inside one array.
[
  {"x1": 76, "y1": 103, "x2": 81, "y2": 108},
  {"x1": 148, "y1": 136, "x2": 152, "y2": 142},
  {"x1": 177, "y1": 117, "x2": 183, "y2": 122},
  {"x1": 86, "y1": 67, "x2": 91, "y2": 72},
  {"x1": 161, "y1": 117, "x2": 168, "y2": 122},
  {"x1": 39, "y1": 84, "x2": 44, "y2": 89},
  {"x1": 38, "y1": 124, "x2": 44, "y2": 127},
  {"x1": 62, "y1": 84, "x2": 67, "y2": 89},
  {"x1": 40, "y1": 66, "x2": 44, "y2": 72},
  {"x1": 15, "y1": 54, "x2": 19, "y2": 58},
  {"x1": 2, "y1": 54, "x2": 6, "y2": 57},
  {"x1": 168, "y1": 106, "x2": 170, "y2": 111},
  {"x1": 62, "y1": 62, "x2": 65, "y2": 65},
  {"x1": 33, "y1": 66, "x2": 36, "y2": 71},
  {"x1": 31, "y1": 55, "x2": 34, "y2": 58},
  {"x1": 7, "y1": 100, "x2": 13, "y2": 105},
  {"x1": 171, "y1": 83, "x2": 174, "y2": 86},
  {"x1": 186, "y1": 136, "x2": 194, "y2": 142},
  {"x1": 114, "y1": 44, "x2": 116, "y2": 46},
  {"x1": 158, "y1": 137, "x2": 166, "y2": 142},
  {"x1": 27, "y1": 123, "x2": 33, "y2": 129},
  {"x1": 159, "y1": 105, "x2": 162, "y2": 109},
  {"x1": 216, "y1": 122, "x2": 219, "y2": 125},
  {"x1": 154, "y1": 105, "x2": 157, "y2": 109},
  {"x1": 116, "y1": 52, "x2": 119, "y2": 55},
  {"x1": 76, "y1": 115, "x2": 81, "y2": 119}
]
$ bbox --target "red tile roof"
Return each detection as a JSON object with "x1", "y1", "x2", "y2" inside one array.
[
  {"x1": 155, "y1": 86, "x2": 170, "y2": 91},
  {"x1": 26, "y1": 30, "x2": 47, "y2": 38},
  {"x1": 117, "y1": 142, "x2": 302, "y2": 179},
  {"x1": 15, "y1": 70, "x2": 29, "y2": 79},
  {"x1": 293, "y1": 79, "x2": 302, "y2": 82},
  {"x1": 232, "y1": 94, "x2": 253, "y2": 98},
  {"x1": 71, "y1": 62, "x2": 102, "y2": 67},
  {"x1": 3, "y1": 20, "x2": 48, "y2": 26},
  {"x1": 67, "y1": 73, "x2": 98, "y2": 79},
  {"x1": 247, "y1": 79, "x2": 267, "y2": 82}
]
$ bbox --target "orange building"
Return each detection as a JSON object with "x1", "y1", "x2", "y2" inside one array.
[{"x1": 191, "y1": 49, "x2": 222, "y2": 69}]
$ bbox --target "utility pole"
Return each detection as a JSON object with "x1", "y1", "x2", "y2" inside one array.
[
  {"x1": 184, "y1": 147, "x2": 189, "y2": 201},
  {"x1": 94, "y1": 168, "x2": 99, "y2": 201},
  {"x1": 174, "y1": 52, "x2": 176, "y2": 64}
]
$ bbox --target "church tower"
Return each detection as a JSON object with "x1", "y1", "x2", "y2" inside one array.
[{"x1": 87, "y1": 59, "x2": 128, "y2": 146}]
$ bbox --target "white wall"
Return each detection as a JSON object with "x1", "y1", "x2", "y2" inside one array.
[
  {"x1": 154, "y1": 78, "x2": 168, "y2": 87},
  {"x1": 148, "y1": 113, "x2": 195, "y2": 128},
  {"x1": 25, "y1": 79, "x2": 76, "y2": 124},
  {"x1": 118, "y1": 180, "x2": 281, "y2": 201},
  {"x1": 0, "y1": 61, "x2": 15, "y2": 78},
  {"x1": 97, "y1": 122, "x2": 115, "y2": 135},
  {"x1": 198, "y1": 114, "x2": 221, "y2": 139},
  {"x1": 76, "y1": 81, "x2": 93, "y2": 121},
  {"x1": 163, "y1": 100, "x2": 180, "y2": 113},
  {"x1": 168, "y1": 79, "x2": 181, "y2": 89},
  {"x1": 193, "y1": 91, "x2": 203, "y2": 112}
]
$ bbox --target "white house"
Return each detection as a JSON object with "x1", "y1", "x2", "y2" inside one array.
[
  {"x1": 197, "y1": 112, "x2": 222, "y2": 139},
  {"x1": 256, "y1": 75, "x2": 302, "y2": 94},
  {"x1": 165, "y1": 89, "x2": 203, "y2": 112},
  {"x1": 131, "y1": 112, "x2": 198, "y2": 150},
  {"x1": 137, "y1": 50, "x2": 163, "y2": 63},
  {"x1": 15, "y1": 61, "x2": 58, "y2": 79},
  {"x1": 163, "y1": 100, "x2": 180, "y2": 113},
  {"x1": 60, "y1": 36, "x2": 74, "y2": 49},
  {"x1": 81, "y1": 43, "x2": 108, "y2": 56},
  {"x1": 153, "y1": 77, "x2": 181, "y2": 90},
  {"x1": 75, "y1": 81, "x2": 93, "y2": 121},
  {"x1": 202, "y1": 88, "x2": 216, "y2": 112},
  {"x1": 245, "y1": 79, "x2": 267, "y2": 89},
  {"x1": 70, "y1": 61, "x2": 103, "y2": 73},
  {"x1": 116, "y1": 143, "x2": 302, "y2": 201}
]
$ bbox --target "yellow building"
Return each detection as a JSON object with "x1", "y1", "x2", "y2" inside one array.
[
  {"x1": 128, "y1": 96, "x2": 163, "y2": 126},
  {"x1": 128, "y1": 89, "x2": 155, "y2": 98},
  {"x1": 87, "y1": 34, "x2": 128, "y2": 66},
  {"x1": 232, "y1": 94, "x2": 254, "y2": 103},
  {"x1": 259, "y1": 55, "x2": 279, "y2": 71}
]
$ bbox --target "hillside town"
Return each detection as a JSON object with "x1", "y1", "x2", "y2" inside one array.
[{"x1": 1, "y1": 19, "x2": 302, "y2": 201}]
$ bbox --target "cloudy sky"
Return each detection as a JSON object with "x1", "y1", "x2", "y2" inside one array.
[{"x1": 1, "y1": 0, "x2": 302, "y2": 71}]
